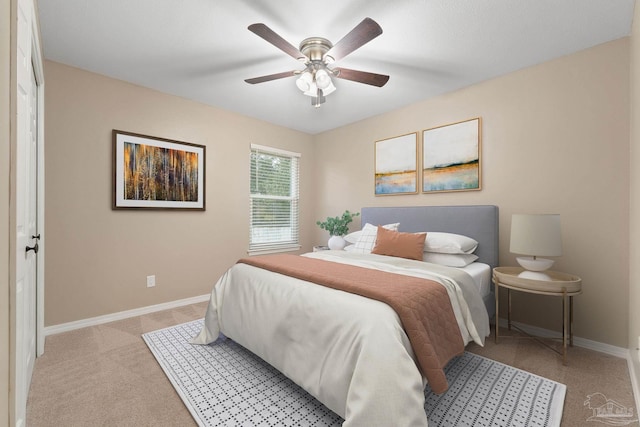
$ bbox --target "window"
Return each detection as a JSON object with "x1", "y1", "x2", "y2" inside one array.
[{"x1": 249, "y1": 144, "x2": 300, "y2": 254}]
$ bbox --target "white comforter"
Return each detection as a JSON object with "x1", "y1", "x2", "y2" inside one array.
[{"x1": 192, "y1": 251, "x2": 490, "y2": 427}]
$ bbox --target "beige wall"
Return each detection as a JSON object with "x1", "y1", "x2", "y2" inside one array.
[
  {"x1": 44, "y1": 37, "x2": 632, "y2": 348},
  {"x1": 314, "y1": 39, "x2": 631, "y2": 348},
  {"x1": 1, "y1": 0, "x2": 11, "y2": 423},
  {"x1": 629, "y1": 1, "x2": 640, "y2": 386},
  {"x1": 44, "y1": 61, "x2": 315, "y2": 326}
]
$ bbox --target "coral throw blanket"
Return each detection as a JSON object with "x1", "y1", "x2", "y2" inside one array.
[{"x1": 238, "y1": 254, "x2": 464, "y2": 393}]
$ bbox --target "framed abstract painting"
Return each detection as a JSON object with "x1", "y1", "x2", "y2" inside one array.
[
  {"x1": 113, "y1": 130, "x2": 206, "y2": 210},
  {"x1": 374, "y1": 132, "x2": 418, "y2": 196},
  {"x1": 422, "y1": 118, "x2": 481, "y2": 193}
]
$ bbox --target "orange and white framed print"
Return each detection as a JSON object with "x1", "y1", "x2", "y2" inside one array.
[
  {"x1": 374, "y1": 132, "x2": 418, "y2": 196},
  {"x1": 422, "y1": 118, "x2": 481, "y2": 193},
  {"x1": 113, "y1": 130, "x2": 206, "y2": 210}
]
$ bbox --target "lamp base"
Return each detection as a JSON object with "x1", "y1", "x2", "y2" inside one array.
[
  {"x1": 516, "y1": 256, "x2": 555, "y2": 281},
  {"x1": 516, "y1": 256, "x2": 554, "y2": 271}
]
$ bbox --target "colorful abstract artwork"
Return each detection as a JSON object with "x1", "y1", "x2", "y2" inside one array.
[
  {"x1": 375, "y1": 133, "x2": 418, "y2": 196},
  {"x1": 113, "y1": 130, "x2": 205, "y2": 209},
  {"x1": 422, "y1": 118, "x2": 481, "y2": 193}
]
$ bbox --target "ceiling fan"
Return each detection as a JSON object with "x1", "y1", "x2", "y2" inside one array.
[{"x1": 244, "y1": 18, "x2": 389, "y2": 108}]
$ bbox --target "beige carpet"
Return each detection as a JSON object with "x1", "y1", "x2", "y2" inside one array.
[{"x1": 27, "y1": 303, "x2": 638, "y2": 427}]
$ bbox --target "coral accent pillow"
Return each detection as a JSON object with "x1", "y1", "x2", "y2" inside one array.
[
  {"x1": 371, "y1": 226, "x2": 426, "y2": 261},
  {"x1": 351, "y1": 222, "x2": 400, "y2": 253}
]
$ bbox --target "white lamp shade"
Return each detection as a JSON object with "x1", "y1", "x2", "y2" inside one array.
[
  {"x1": 303, "y1": 81, "x2": 318, "y2": 97},
  {"x1": 510, "y1": 214, "x2": 562, "y2": 257},
  {"x1": 314, "y1": 79, "x2": 336, "y2": 96},
  {"x1": 296, "y1": 72, "x2": 313, "y2": 92},
  {"x1": 315, "y1": 69, "x2": 331, "y2": 89},
  {"x1": 322, "y1": 79, "x2": 336, "y2": 95}
]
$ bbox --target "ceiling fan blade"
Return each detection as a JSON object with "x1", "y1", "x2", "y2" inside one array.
[
  {"x1": 248, "y1": 23, "x2": 305, "y2": 60},
  {"x1": 333, "y1": 68, "x2": 389, "y2": 87},
  {"x1": 244, "y1": 71, "x2": 297, "y2": 84},
  {"x1": 324, "y1": 18, "x2": 382, "y2": 62}
]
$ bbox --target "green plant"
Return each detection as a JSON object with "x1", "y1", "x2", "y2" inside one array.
[{"x1": 316, "y1": 210, "x2": 360, "y2": 236}]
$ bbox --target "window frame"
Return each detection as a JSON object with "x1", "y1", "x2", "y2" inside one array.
[{"x1": 248, "y1": 144, "x2": 301, "y2": 255}]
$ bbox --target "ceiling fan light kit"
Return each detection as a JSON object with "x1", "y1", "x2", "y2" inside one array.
[{"x1": 245, "y1": 18, "x2": 390, "y2": 108}]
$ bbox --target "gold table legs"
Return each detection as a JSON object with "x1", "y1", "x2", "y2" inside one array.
[{"x1": 494, "y1": 282, "x2": 573, "y2": 365}]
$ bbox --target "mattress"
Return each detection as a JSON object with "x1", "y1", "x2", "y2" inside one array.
[
  {"x1": 460, "y1": 262, "x2": 492, "y2": 298},
  {"x1": 346, "y1": 244, "x2": 491, "y2": 298}
]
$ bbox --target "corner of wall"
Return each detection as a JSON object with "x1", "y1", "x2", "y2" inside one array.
[{"x1": 628, "y1": 0, "x2": 640, "y2": 409}]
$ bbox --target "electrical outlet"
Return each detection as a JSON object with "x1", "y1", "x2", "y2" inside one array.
[{"x1": 146, "y1": 275, "x2": 156, "y2": 288}]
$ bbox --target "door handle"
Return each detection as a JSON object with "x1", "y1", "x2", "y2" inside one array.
[{"x1": 26, "y1": 242, "x2": 39, "y2": 254}]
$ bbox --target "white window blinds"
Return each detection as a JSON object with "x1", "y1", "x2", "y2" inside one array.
[{"x1": 249, "y1": 144, "x2": 300, "y2": 254}]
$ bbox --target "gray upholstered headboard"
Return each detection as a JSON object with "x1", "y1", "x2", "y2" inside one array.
[{"x1": 360, "y1": 205, "x2": 499, "y2": 269}]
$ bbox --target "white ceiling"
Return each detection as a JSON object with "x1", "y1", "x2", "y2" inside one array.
[{"x1": 38, "y1": 0, "x2": 635, "y2": 135}]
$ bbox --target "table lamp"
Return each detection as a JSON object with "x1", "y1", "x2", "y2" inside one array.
[{"x1": 509, "y1": 214, "x2": 562, "y2": 280}]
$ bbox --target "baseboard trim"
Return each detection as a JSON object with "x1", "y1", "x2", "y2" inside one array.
[
  {"x1": 44, "y1": 294, "x2": 211, "y2": 336},
  {"x1": 628, "y1": 354, "x2": 640, "y2": 414},
  {"x1": 496, "y1": 318, "x2": 628, "y2": 359}
]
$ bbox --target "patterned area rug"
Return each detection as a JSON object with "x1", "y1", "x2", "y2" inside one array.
[{"x1": 143, "y1": 319, "x2": 566, "y2": 427}]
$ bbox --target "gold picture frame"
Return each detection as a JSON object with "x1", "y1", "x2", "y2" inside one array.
[
  {"x1": 374, "y1": 132, "x2": 418, "y2": 196},
  {"x1": 422, "y1": 118, "x2": 481, "y2": 193}
]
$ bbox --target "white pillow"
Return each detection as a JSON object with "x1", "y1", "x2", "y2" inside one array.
[
  {"x1": 351, "y1": 222, "x2": 400, "y2": 253},
  {"x1": 424, "y1": 232, "x2": 478, "y2": 254},
  {"x1": 344, "y1": 230, "x2": 361, "y2": 244},
  {"x1": 422, "y1": 252, "x2": 478, "y2": 267}
]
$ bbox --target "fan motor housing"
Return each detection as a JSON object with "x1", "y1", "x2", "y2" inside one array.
[{"x1": 299, "y1": 37, "x2": 333, "y2": 62}]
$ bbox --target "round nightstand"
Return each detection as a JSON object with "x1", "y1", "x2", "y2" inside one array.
[{"x1": 493, "y1": 266, "x2": 582, "y2": 365}]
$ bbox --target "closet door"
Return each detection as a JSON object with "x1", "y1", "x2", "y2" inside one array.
[{"x1": 14, "y1": 0, "x2": 43, "y2": 424}]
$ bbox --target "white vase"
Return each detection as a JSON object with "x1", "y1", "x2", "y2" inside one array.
[{"x1": 328, "y1": 235, "x2": 346, "y2": 250}]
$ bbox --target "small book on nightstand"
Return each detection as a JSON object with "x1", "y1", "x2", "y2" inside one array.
[{"x1": 313, "y1": 245, "x2": 330, "y2": 252}]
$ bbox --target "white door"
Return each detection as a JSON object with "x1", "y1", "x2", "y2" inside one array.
[
  {"x1": 26, "y1": 62, "x2": 38, "y2": 378},
  {"x1": 15, "y1": 0, "x2": 40, "y2": 424}
]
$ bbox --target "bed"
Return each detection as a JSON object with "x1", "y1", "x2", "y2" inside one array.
[{"x1": 193, "y1": 205, "x2": 499, "y2": 426}]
